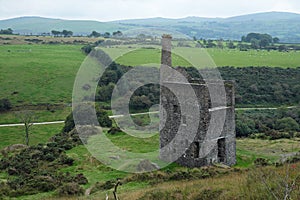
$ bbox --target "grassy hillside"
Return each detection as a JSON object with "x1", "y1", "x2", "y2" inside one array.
[
  {"x1": 0, "y1": 123, "x2": 63, "y2": 149},
  {"x1": 113, "y1": 11, "x2": 300, "y2": 42},
  {"x1": 0, "y1": 44, "x2": 85, "y2": 106},
  {"x1": 0, "y1": 16, "x2": 124, "y2": 35},
  {"x1": 1, "y1": 123, "x2": 299, "y2": 199}
]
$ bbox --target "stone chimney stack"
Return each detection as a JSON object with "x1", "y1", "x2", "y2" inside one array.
[{"x1": 161, "y1": 34, "x2": 172, "y2": 67}]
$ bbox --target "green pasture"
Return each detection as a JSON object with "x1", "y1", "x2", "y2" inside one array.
[
  {"x1": 1, "y1": 44, "x2": 300, "y2": 109},
  {"x1": 104, "y1": 47, "x2": 300, "y2": 68},
  {"x1": 0, "y1": 107, "x2": 71, "y2": 124},
  {"x1": 1, "y1": 44, "x2": 300, "y2": 125},
  {"x1": 0, "y1": 44, "x2": 85, "y2": 106},
  {"x1": 0, "y1": 123, "x2": 63, "y2": 150}
]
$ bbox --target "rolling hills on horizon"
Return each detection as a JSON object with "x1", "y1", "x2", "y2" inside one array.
[{"x1": 1, "y1": 11, "x2": 300, "y2": 43}]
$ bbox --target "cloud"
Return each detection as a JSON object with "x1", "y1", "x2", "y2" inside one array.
[
  {"x1": 272, "y1": 0, "x2": 300, "y2": 13},
  {"x1": 0, "y1": 0, "x2": 300, "y2": 21}
]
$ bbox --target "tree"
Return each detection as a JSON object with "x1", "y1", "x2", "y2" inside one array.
[
  {"x1": 259, "y1": 38, "x2": 270, "y2": 48},
  {"x1": 17, "y1": 111, "x2": 36, "y2": 146},
  {"x1": 217, "y1": 40, "x2": 224, "y2": 49},
  {"x1": 0, "y1": 98, "x2": 12, "y2": 112},
  {"x1": 96, "y1": 109, "x2": 112, "y2": 127},
  {"x1": 90, "y1": 31, "x2": 101, "y2": 37},
  {"x1": 62, "y1": 30, "x2": 73, "y2": 37},
  {"x1": 241, "y1": 32, "x2": 275, "y2": 49},
  {"x1": 227, "y1": 41, "x2": 236, "y2": 49},
  {"x1": 206, "y1": 40, "x2": 216, "y2": 48},
  {"x1": 0, "y1": 28, "x2": 13, "y2": 35},
  {"x1": 51, "y1": 30, "x2": 61, "y2": 37},
  {"x1": 63, "y1": 112, "x2": 75, "y2": 132},
  {"x1": 275, "y1": 117, "x2": 299, "y2": 131},
  {"x1": 241, "y1": 36, "x2": 246, "y2": 42},
  {"x1": 97, "y1": 83, "x2": 115, "y2": 101},
  {"x1": 273, "y1": 37, "x2": 280, "y2": 43},
  {"x1": 103, "y1": 32, "x2": 111, "y2": 38},
  {"x1": 112, "y1": 30, "x2": 123, "y2": 37},
  {"x1": 250, "y1": 38, "x2": 260, "y2": 49}
]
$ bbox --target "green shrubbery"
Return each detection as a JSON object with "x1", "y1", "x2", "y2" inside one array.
[
  {"x1": 62, "y1": 106, "x2": 112, "y2": 133},
  {"x1": 236, "y1": 108, "x2": 300, "y2": 139},
  {"x1": 98, "y1": 64, "x2": 300, "y2": 110},
  {"x1": 0, "y1": 132, "x2": 88, "y2": 197},
  {"x1": 57, "y1": 182, "x2": 85, "y2": 196},
  {"x1": 97, "y1": 63, "x2": 300, "y2": 140},
  {"x1": 0, "y1": 98, "x2": 12, "y2": 112}
]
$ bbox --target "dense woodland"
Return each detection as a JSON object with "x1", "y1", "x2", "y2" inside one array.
[
  {"x1": 97, "y1": 63, "x2": 300, "y2": 107},
  {"x1": 94, "y1": 63, "x2": 300, "y2": 140}
]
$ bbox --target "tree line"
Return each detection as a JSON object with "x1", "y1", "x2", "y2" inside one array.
[
  {"x1": 89, "y1": 30, "x2": 123, "y2": 38},
  {"x1": 0, "y1": 28, "x2": 13, "y2": 35},
  {"x1": 51, "y1": 30, "x2": 73, "y2": 37},
  {"x1": 241, "y1": 32, "x2": 279, "y2": 48},
  {"x1": 195, "y1": 32, "x2": 300, "y2": 52},
  {"x1": 236, "y1": 108, "x2": 300, "y2": 139},
  {"x1": 50, "y1": 30, "x2": 123, "y2": 38}
]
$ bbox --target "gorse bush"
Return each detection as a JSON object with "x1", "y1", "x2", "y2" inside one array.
[
  {"x1": 0, "y1": 98, "x2": 12, "y2": 112},
  {"x1": 0, "y1": 136, "x2": 88, "y2": 197},
  {"x1": 57, "y1": 182, "x2": 84, "y2": 196}
]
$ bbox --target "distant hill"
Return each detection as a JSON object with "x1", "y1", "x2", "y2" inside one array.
[
  {"x1": 226, "y1": 11, "x2": 300, "y2": 21},
  {"x1": 0, "y1": 16, "x2": 123, "y2": 35},
  {"x1": 112, "y1": 12, "x2": 300, "y2": 43},
  {"x1": 1, "y1": 12, "x2": 300, "y2": 42}
]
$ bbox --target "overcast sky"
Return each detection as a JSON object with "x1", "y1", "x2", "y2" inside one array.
[{"x1": 1, "y1": 0, "x2": 300, "y2": 21}]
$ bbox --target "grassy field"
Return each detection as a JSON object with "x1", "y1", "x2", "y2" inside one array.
[
  {"x1": 0, "y1": 35, "x2": 101, "y2": 45},
  {"x1": 1, "y1": 43, "x2": 300, "y2": 125},
  {"x1": 104, "y1": 46, "x2": 300, "y2": 68},
  {"x1": 0, "y1": 44, "x2": 85, "y2": 106},
  {"x1": 1, "y1": 44, "x2": 299, "y2": 109},
  {"x1": 0, "y1": 123, "x2": 63, "y2": 149},
  {"x1": 208, "y1": 48, "x2": 300, "y2": 68},
  {"x1": 0, "y1": 107, "x2": 71, "y2": 124}
]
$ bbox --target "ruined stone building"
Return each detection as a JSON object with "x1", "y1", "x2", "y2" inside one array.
[{"x1": 159, "y1": 35, "x2": 236, "y2": 168}]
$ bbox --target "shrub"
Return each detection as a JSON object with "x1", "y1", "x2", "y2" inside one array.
[
  {"x1": 57, "y1": 182, "x2": 84, "y2": 196},
  {"x1": 191, "y1": 189, "x2": 223, "y2": 200},
  {"x1": 138, "y1": 189, "x2": 181, "y2": 200},
  {"x1": 26, "y1": 176, "x2": 56, "y2": 192},
  {"x1": 254, "y1": 158, "x2": 270, "y2": 166},
  {"x1": 58, "y1": 154, "x2": 74, "y2": 166},
  {"x1": 0, "y1": 98, "x2": 12, "y2": 112},
  {"x1": 74, "y1": 173, "x2": 88, "y2": 185},
  {"x1": 96, "y1": 109, "x2": 112, "y2": 127},
  {"x1": 63, "y1": 113, "x2": 75, "y2": 133},
  {"x1": 90, "y1": 180, "x2": 115, "y2": 194},
  {"x1": 108, "y1": 127, "x2": 122, "y2": 135},
  {"x1": 81, "y1": 44, "x2": 94, "y2": 54}
]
